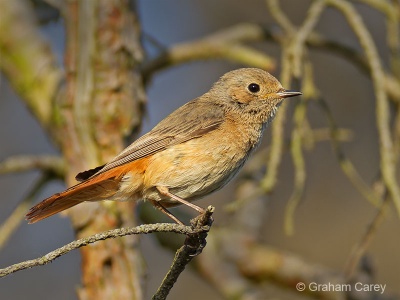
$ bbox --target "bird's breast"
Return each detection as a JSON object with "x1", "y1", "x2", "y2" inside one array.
[{"x1": 142, "y1": 119, "x2": 265, "y2": 204}]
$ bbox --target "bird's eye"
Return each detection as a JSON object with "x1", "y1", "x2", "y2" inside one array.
[{"x1": 248, "y1": 83, "x2": 260, "y2": 93}]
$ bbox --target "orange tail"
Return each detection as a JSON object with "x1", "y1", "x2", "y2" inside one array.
[
  {"x1": 26, "y1": 176, "x2": 121, "y2": 224},
  {"x1": 26, "y1": 158, "x2": 149, "y2": 224}
]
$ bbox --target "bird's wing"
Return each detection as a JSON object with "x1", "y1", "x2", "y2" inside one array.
[{"x1": 76, "y1": 99, "x2": 225, "y2": 181}]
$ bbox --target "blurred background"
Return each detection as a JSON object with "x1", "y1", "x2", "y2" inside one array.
[{"x1": 1, "y1": 0, "x2": 399, "y2": 299}]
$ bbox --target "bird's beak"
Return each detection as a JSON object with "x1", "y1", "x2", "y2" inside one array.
[{"x1": 276, "y1": 90, "x2": 302, "y2": 98}]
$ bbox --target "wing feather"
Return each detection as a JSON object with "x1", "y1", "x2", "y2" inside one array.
[{"x1": 82, "y1": 98, "x2": 224, "y2": 179}]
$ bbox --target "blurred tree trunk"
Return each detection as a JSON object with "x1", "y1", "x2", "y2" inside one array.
[
  {"x1": 0, "y1": 0, "x2": 146, "y2": 299},
  {"x1": 61, "y1": 1, "x2": 146, "y2": 299}
]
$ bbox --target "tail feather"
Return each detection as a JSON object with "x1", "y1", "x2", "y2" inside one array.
[
  {"x1": 26, "y1": 158, "x2": 149, "y2": 224},
  {"x1": 26, "y1": 177, "x2": 120, "y2": 224}
]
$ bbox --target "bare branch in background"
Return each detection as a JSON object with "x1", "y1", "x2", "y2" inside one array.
[
  {"x1": 0, "y1": 174, "x2": 53, "y2": 251},
  {"x1": 345, "y1": 196, "x2": 390, "y2": 279},
  {"x1": 0, "y1": 0, "x2": 62, "y2": 132},
  {"x1": 327, "y1": 0, "x2": 400, "y2": 217},
  {"x1": 0, "y1": 155, "x2": 65, "y2": 178},
  {"x1": 142, "y1": 23, "x2": 276, "y2": 83},
  {"x1": 261, "y1": 0, "x2": 297, "y2": 194},
  {"x1": 317, "y1": 98, "x2": 383, "y2": 207},
  {"x1": 274, "y1": 0, "x2": 327, "y2": 234},
  {"x1": 0, "y1": 155, "x2": 65, "y2": 251}
]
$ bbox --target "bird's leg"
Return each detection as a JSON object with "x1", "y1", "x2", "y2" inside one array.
[
  {"x1": 156, "y1": 186, "x2": 206, "y2": 214},
  {"x1": 149, "y1": 199, "x2": 184, "y2": 225}
]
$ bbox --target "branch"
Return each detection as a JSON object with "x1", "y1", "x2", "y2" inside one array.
[
  {"x1": 260, "y1": 102, "x2": 288, "y2": 193},
  {"x1": 143, "y1": 22, "x2": 400, "y2": 101},
  {"x1": 0, "y1": 155, "x2": 64, "y2": 250},
  {"x1": 153, "y1": 206, "x2": 214, "y2": 300},
  {"x1": 303, "y1": 33, "x2": 400, "y2": 101},
  {"x1": 0, "y1": 0, "x2": 63, "y2": 130},
  {"x1": 0, "y1": 222, "x2": 207, "y2": 278},
  {"x1": 261, "y1": 0, "x2": 298, "y2": 193},
  {"x1": 327, "y1": 0, "x2": 400, "y2": 216},
  {"x1": 265, "y1": 0, "x2": 295, "y2": 34},
  {"x1": 317, "y1": 97, "x2": 383, "y2": 207},
  {"x1": 142, "y1": 23, "x2": 276, "y2": 82},
  {"x1": 144, "y1": 183, "x2": 396, "y2": 299},
  {"x1": 262, "y1": 5, "x2": 323, "y2": 217},
  {"x1": 289, "y1": 0, "x2": 327, "y2": 77},
  {"x1": 260, "y1": 30, "x2": 293, "y2": 193},
  {"x1": 233, "y1": 241, "x2": 395, "y2": 300},
  {"x1": 285, "y1": 96, "x2": 307, "y2": 235},
  {"x1": 345, "y1": 196, "x2": 390, "y2": 279},
  {"x1": 0, "y1": 155, "x2": 65, "y2": 178},
  {"x1": 307, "y1": 128, "x2": 353, "y2": 144},
  {"x1": 352, "y1": 0, "x2": 395, "y2": 16},
  {"x1": 0, "y1": 174, "x2": 52, "y2": 251},
  {"x1": 266, "y1": 3, "x2": 326, "y2": 229},
  {"x1": 255, "y1": 20, "x2": 400, "y2": 101}
]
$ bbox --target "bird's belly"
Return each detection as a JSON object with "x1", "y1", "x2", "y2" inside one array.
[{"x1": 142, "y1": 137, "x2": 251, "y2": 204}]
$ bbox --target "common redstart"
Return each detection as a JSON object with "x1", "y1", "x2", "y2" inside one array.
[{"x1": 26, "y1": 68, "x2": 301, "y2": 224}]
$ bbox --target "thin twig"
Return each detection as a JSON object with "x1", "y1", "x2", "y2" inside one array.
[
  {"x1": 282, "y1": 0, "x2": 326, "y2": 233},
  {"x1": 265, "y1": 0, "x2": 295, "y2": 34},
  {"x1": 0, "y1": 222, "x2": 207, "y2": 278},
  {"x1": 317, "y1": 97, "x2": 383, "y2": 207},
  {"x1": 382, "y1": 0, "x2": 400, "y2": 78},
  {"x1": 394, "y1": 103, "x2": 400, "y2": 163},
  {"x1": 261, "y1": 47, "x2": 293, "y2": 192},
  {"x1": 0, "y1": 174, "x2": 52, "y2": 251},
  {"x1": 283, "y1": 61, "x2": 318, "y2": 236},
  {"x1": 308, "y1": 128, "x2": 353, "y2": 144},
  {"x1": 285, "y1": 97, "x2": 307, "y2": 235},
  {"x1": 261, "y1": 1, "x2": 298, "y2": 193},
  {"x1": 344, "y1": 196, "x2": 390, "y2": 279},
  {"x1": 260, "y1": 107, "x2": 289, "y2": 193},
  {"x1": 289, "y1": 0, "x2": 327, "y2": 77}
]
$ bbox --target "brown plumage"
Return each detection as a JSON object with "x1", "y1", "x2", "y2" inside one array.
[{"x1": 26, "y1": 68, "x2": 301, "y2": 224}]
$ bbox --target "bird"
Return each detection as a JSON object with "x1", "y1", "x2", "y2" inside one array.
[{"x1": 26, "y1": 68, "x2": 301, "y2": 224}]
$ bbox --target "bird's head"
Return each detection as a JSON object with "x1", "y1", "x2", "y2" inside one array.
[{"x1": 211, "y1": 68, "x2": 302, "y2": 124}]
